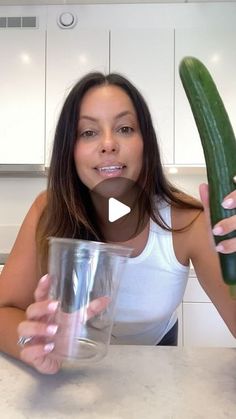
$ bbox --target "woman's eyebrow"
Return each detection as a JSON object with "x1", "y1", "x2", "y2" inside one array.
[
  {"x1": 114, "y1": 111, "x2": 134, "y2": 120},
  {"x1": 79, "y1": 115, "x2": 98, "y2": 122}
]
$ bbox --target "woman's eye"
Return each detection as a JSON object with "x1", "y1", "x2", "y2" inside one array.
[
  {"x1": 118, "y1": 126, "x2": 134, "y2": 135},
  {"x1": 80, "y1": 130, "x2": 96, "y2": 138}
]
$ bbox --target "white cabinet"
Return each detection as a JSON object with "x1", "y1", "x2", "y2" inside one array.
[
  {"x1": 183, "y1": 302, "x2": 236, "y2": 347},
  {"x1": 177, "y1": 305, "x2": 183, "y2": 347},
  {"x1": 175, "y1": 28, "x2": 236, "y2": 165},
  {"x1": 46, "y1": 28, "x2": 109, "y2": 166},
  {"x1": 182, "y1": 274, "x2": 236, "y2": 347},
  {"x1": 0, "y1": 29, "x2": 45, "y2": 164},
  {"x1": 110, "y1": 29, "x2": 174, "y2": 164}
]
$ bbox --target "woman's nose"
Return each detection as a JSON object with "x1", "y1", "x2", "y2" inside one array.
[{"x1": 99, "y1": 133, "x2": 119, "y2": 154}]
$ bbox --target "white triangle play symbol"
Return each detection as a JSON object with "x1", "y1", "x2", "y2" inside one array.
[{"x1": 108, "y1": 198, "x2": 131, "y2": 222}]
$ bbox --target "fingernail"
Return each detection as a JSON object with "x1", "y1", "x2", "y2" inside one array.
[
  {"x1": 215, "y1": 244, "x2": 224, "y2": 252},
  {"x1": 212, "y1": 226, "x2": 224, "y2": 235},
  {"x1": 44, "y1": 343, "x2": 55, "y2": 353},
  {"x1": 222, "y1": 198, "x2": 234, "y2": 209},
  {"x1": 46, "y1": 325, "x2": 58, "y2": 335},
  {"x1": 48, "y1": 301, "x2": 59, "y2": 312},
  {"x1": 40, "y1": 274, "x2": 48, "y2": 284}
]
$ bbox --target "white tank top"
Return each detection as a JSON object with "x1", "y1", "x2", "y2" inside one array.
[{"x1": 111, "y1": 202, "x2": 189, "y2": 345}]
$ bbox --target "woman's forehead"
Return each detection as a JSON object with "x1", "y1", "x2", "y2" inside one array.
[{"x1": 79, "y1": 84, "x2": 136, "y2": 117}]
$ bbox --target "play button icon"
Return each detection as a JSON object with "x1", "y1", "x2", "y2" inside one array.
[
  {"x1": 108, "y1": 198, "x2": 131, "y2": 222},
  {"x1": 91, "y1": 177, "x2": 149, "y2": 242}
]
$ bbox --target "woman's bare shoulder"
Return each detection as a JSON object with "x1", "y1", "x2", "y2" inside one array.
[
  {"x1": 172, "y1": 189, "x2": 202, "y2": 206},
  {"x1": 33, "y1": 190, "x2": 47, "y2": 214},
  {"x1": 171, "y1": 191, "x2": 203, "y2": 230},
  {"x1": 0, "y1": 191, "x2": 48, "y2": 308},
  {"x1": 171, "y1": 192, "x2": 203, "y2": 266},
  {"x1": 16, "y1": 190, "x2": 48, "y2": 229}
]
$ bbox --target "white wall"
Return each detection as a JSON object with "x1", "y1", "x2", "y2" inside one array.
[{"x1": 0, "y1": 173, "x2": 206, "y2": 253}]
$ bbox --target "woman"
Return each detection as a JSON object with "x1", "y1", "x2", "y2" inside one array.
[{"x1": 0, "y1": 73, "x2": 235, "y2": 374}]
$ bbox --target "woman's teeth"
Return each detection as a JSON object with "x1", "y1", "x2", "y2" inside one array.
[{"x1": 98, "y1": 166, "x2": 123, "y2": 173}]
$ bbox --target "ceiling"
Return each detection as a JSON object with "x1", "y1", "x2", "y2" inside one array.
[{"x1": 0, "y1": 0, "x2": 234, "y2": 5}]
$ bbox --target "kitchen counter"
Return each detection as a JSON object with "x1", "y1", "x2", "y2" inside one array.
[{"x1": 0, "y1": 346, "x2": 235, "y2": 418}]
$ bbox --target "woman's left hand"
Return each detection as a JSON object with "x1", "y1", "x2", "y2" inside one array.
[{"x1": 199, "y1": 182, "x2": 236, "y2": 254}]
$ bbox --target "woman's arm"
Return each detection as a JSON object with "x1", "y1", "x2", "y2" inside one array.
[
  {"x1": 187, "y1": 184, "x2": 236, "y2": 338},
  {"x1": 0, "y1": 193, "x2": 46, "y2": 358},
  {"x1": 0, "y1": 192, "x2": 111, "y2": 374}
]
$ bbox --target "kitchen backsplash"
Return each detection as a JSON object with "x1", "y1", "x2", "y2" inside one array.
[
  {"x1": 0, "y1": 173, "x2": 206, "y2": 254},
  {"x1": 0, "y1": 177, "x2": 46, "y2": 254}
]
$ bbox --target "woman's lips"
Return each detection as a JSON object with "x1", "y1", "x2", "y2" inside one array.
[{"x1": 95, "y1": 165, "x2": 126, "y2": 178}]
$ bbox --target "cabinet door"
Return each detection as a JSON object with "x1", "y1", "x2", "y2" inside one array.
[
  {"x1": 183, "y1": 302, "x2": 236, "y2": 347},
  {"x1": 46, "y1": 29, "x2": 109, "y2": 166},
  {"x1": 183, "y1": 272, "x2": 236, "y2": 346},
  {"x1": 111, "y1": 29, "x2": 174, "y2": 164},
  {"x1": 175, "y1": 28, "x2": 236, "y2": 165},
  {"x1": 184, "y1": 275, "x2": 211, "y2": 303},
  {"x1": 0, "y1": 29, "x2": 45, "y2": 164}
]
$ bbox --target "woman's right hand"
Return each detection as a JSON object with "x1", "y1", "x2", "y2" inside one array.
[
  {"x1": 17, "y1": 274, "x2": 62, "y2": 375},
  {"x1": 17, "y1": 274, "x2": 111, "y2": 375}
]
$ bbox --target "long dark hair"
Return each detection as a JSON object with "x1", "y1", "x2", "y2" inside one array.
[{"x1": 36, "y1": 72, "x2": 202, "y2": 274}]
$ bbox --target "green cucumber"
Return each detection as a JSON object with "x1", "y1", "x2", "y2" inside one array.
[{"x1": 179, "y1": 56, "x2": 236, "y2": 295}]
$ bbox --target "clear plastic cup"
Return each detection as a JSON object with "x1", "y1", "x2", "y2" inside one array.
[{"x1": 47, "y1": 237, "x2": 132, "y2": 363}]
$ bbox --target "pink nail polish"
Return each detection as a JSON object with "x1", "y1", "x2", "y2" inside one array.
[
  {"x1": 48, "y1": 301, "x2": 59, "y2": 312},
  {"x1": 46, "y1": 325, "x2": 58, "y2": 335},
  {"x1": 212, "y1": 226, "x2": 223, "y2": 235},
  {"x1": 44, "y1": 343, "x2": 55, "y2": 353},
  {"x1": 215, "y1": 244, "x2": 224, "y2": 252},
  {"x1": 222, "y1": 198, "x2": 234, "y2": 209},
  {"x1": 40, "y1": 274, "x2": 48, "y2": 283}
]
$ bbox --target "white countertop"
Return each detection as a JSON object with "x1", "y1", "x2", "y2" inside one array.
[{"x1": 0, "y1": 346, "x2": 235, "y2": 419}]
